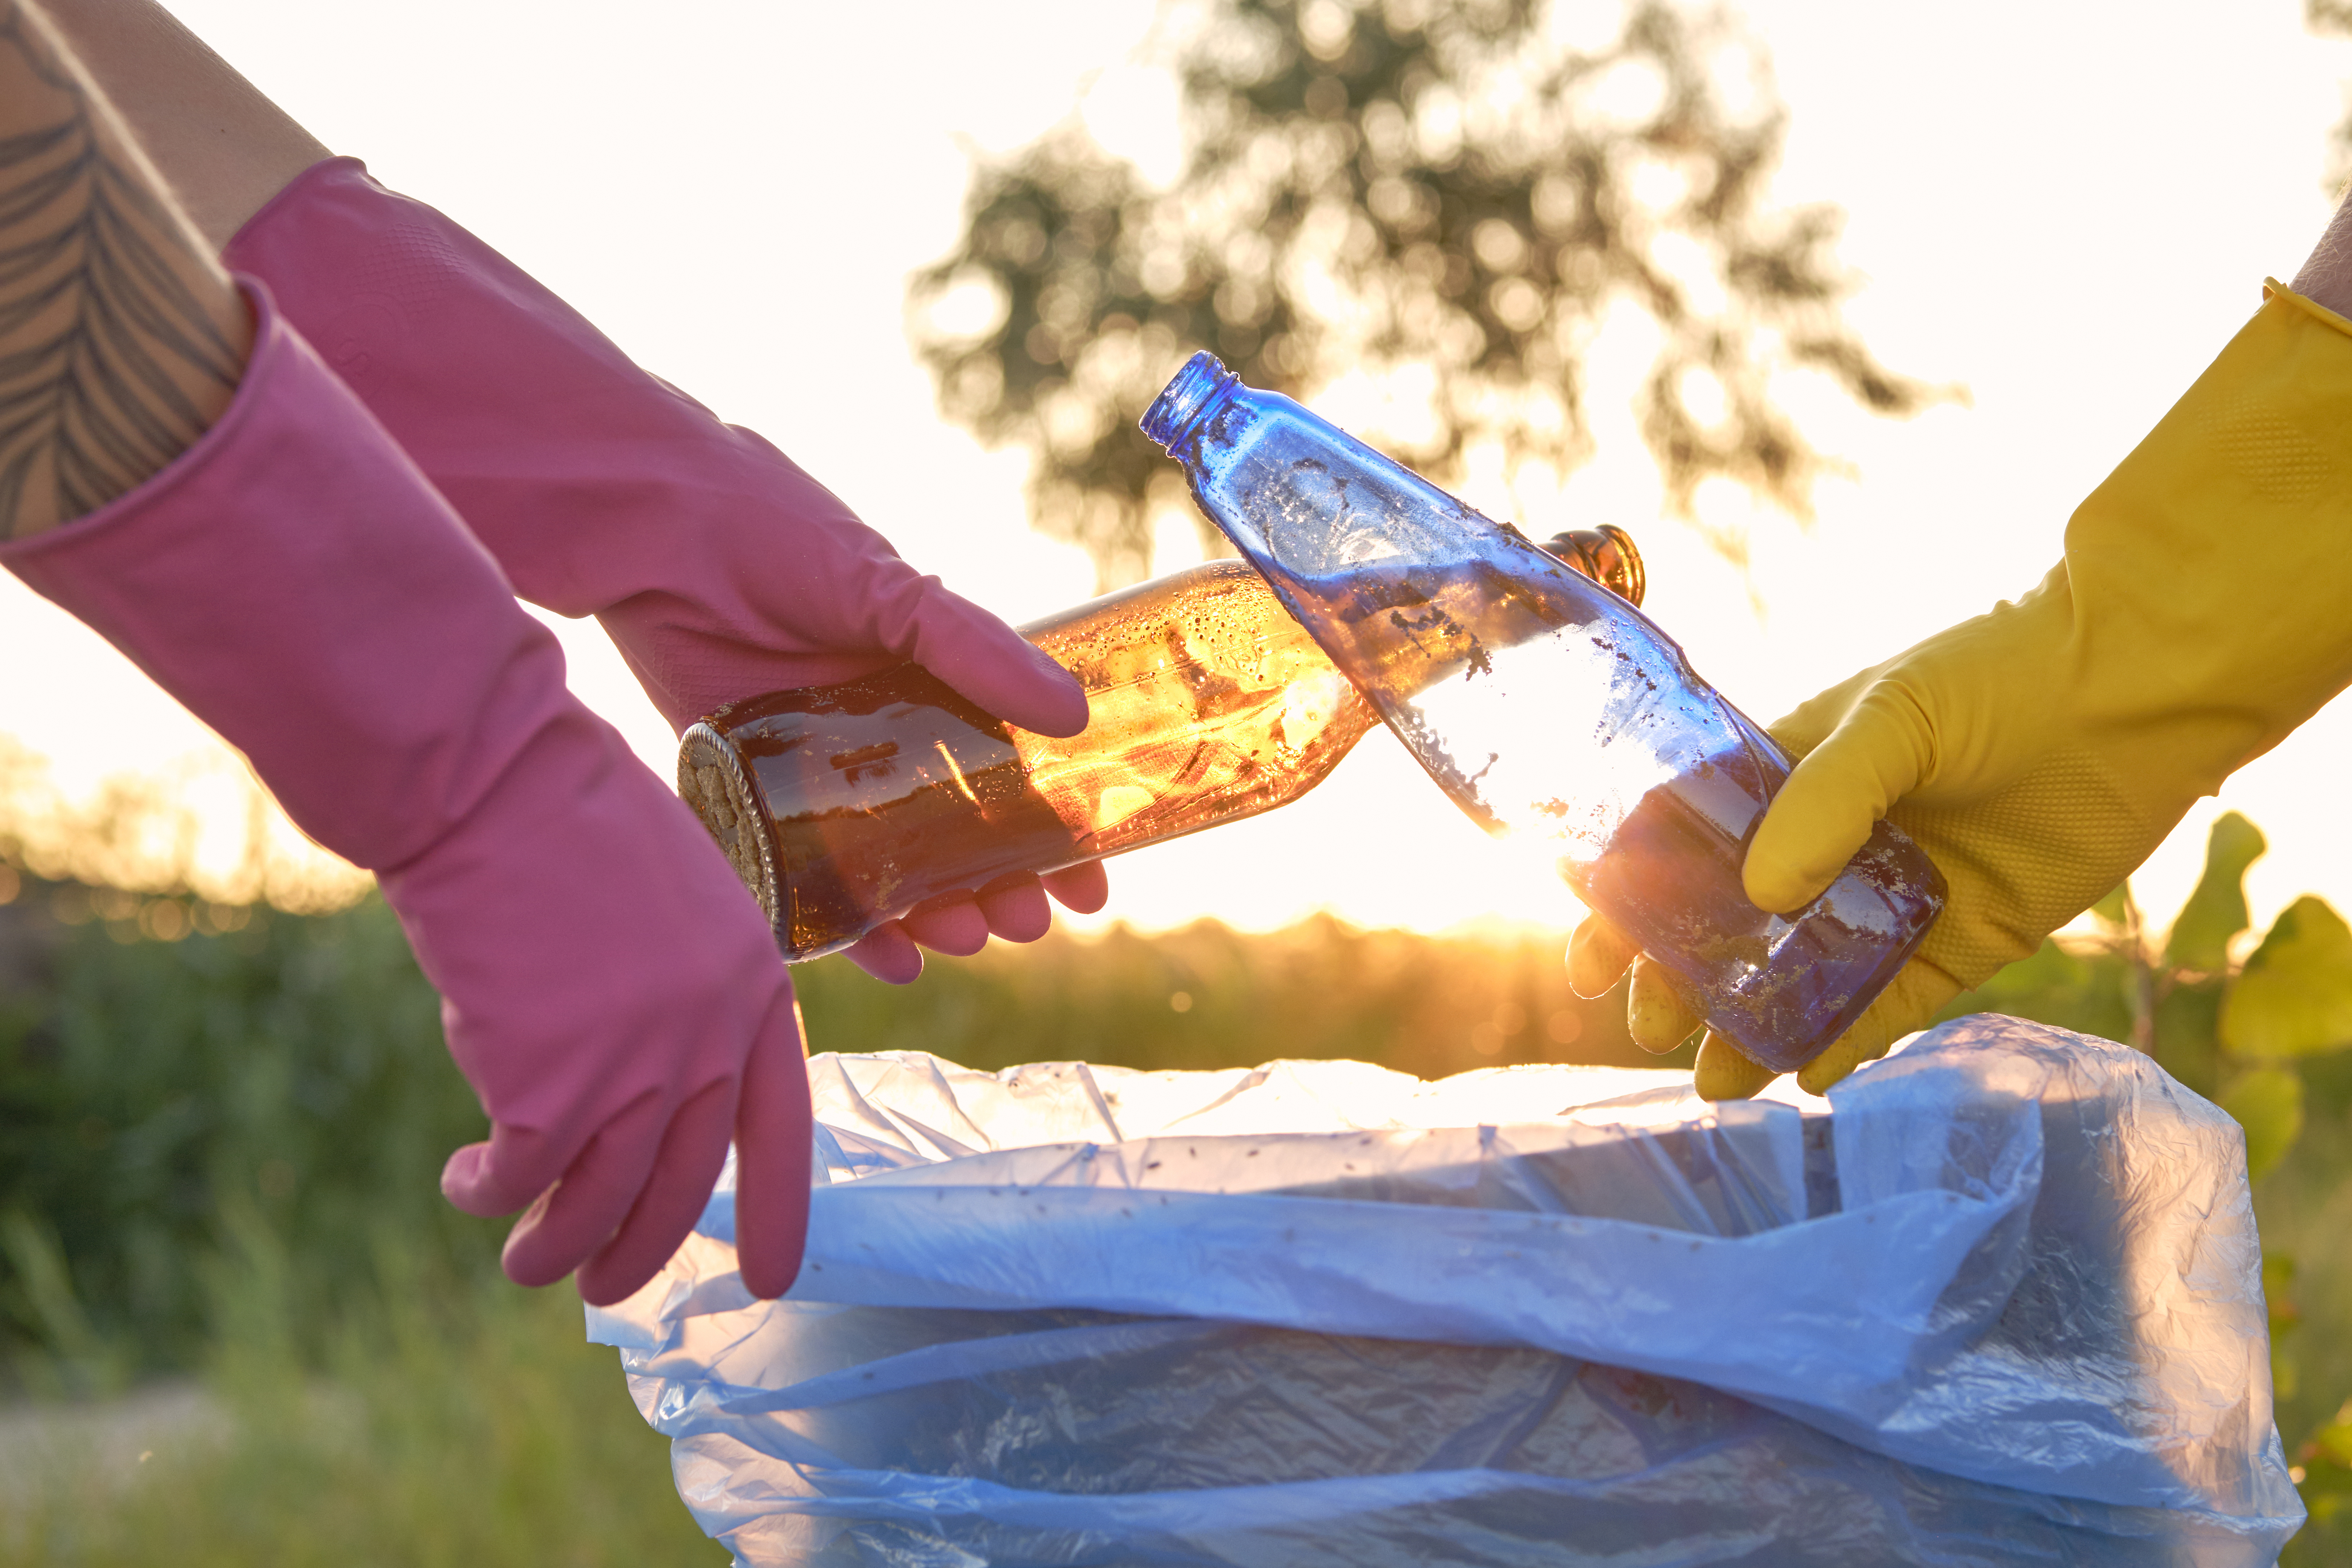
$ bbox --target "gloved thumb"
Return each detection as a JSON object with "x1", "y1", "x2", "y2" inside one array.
[
  {"x1": 1744, "y1": 680, "x2": 1935, "y2": 913},
  {"x1": 1764, "y1": 655, "x2": 1891, "y2": 761},
  {"x1": 1797, "y1": 959, "x2": 1963, "y2": 1096},
  {"x1": 853, "y1": 562, "x2": 1089, "y2": 738},
  {"x1": 910, "y1": 592, "x2": 1092, "y2": 739}
]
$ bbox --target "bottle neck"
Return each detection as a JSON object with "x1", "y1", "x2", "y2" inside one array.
[
  {"x1": 1141, "y1": 352, "x2": 1241, "y2": 453},
  {"x1": 1141, "y1": 355, "x2": 1645, "y2": 608}
]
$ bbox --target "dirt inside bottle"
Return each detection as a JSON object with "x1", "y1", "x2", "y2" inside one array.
[
  {"x1": 682, "y1": 562, "x2": 1381, "y2": 961},
  {"x1": 1260, "y1": 551, "x2": 1940, "y2": 1066}
]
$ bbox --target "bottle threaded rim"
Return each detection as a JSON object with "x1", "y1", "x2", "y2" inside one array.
[{"x1": 1140, "y1": 352, "x2": 1239, "y2": 452}]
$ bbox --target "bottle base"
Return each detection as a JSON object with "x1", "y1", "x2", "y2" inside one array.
[{"x1": 678, "y1": 723, "x2": 786, "y2": 947}]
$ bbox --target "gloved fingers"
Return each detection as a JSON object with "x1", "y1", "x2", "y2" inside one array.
[
  {"x1": 1566, "y1": 915, "x2": 1637, "y2": 998},
  {"x1": 1794, "y1": 960, "x2": 1964, "y2": 1096},
  {"x1": 496, "y1": 1087, "x2": 672, "y2": 1289},
  {"x1": 974, "y1": 873, "x2": 1054, "y2": 944},
  {"x1": 899, "y1": 891, "x2": 990, "y2": 956},
  {"x1": 1693, "y1": 1031, "x2": 1779, "y2": 1101},
  {"x1": 574, "y1": 1078, "x2": 738, "y2": 1306},
  {"x1": 906, "y1": 588, "x2": 1091, "y2": 738},
  {"x1": 1041, "y1": 860, "x2": 1110, "y2": 915},
  {"x1": 441, "y1": 1121, "x2": 579, "y2": 1218},
  {"x1": 1626, "y1": 955, "x2": 1703, "y2": 1054},
  {"x1": 1744, "y1": 683, "x2": 1936, "y2": 914},
  {"x1": 734, "y1": 991, "x2": 815, "y2": 1301},
  {"x1": 1763, "y1": 657, "x2": 1891, "y2": 760},
  {"x1": 843, "y1": 864, "x2": 1110, "y2": 977},
  {"x1": 844, "y1": 922, "x2": 925, "y2": 984}
]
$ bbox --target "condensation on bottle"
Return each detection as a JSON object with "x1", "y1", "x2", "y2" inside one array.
[
  {"x1": 678, "y1": 531, "x2": 1643, "y2": 964},
  {"x1": 1139, "y1": 352, "x2": 1946, "y2": 1073}
]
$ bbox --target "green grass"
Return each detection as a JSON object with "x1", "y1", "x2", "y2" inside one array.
[
  {"x1": 2, "y1": 1243, "x2": 715, "y2": 1565},
  {"x1": 1, "y1": 869, "x2": 2345, "y2": 1560}
]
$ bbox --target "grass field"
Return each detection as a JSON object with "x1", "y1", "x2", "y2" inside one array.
[{"x1": 0, "y1": 868, "x2": 2343, "y2": 1563}]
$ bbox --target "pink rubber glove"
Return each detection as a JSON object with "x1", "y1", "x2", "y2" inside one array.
[
  {"x1": 3, "y1": 290, "x2": 810, "y2": 1306},
  {"x1": 222, "y1": 158, "x2": 1106, "y2": 982}
]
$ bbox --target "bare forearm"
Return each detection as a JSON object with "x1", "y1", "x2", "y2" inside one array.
[
  {"x1": 2292, "y1": 193, "x2": 2352, "y2": 318},
  {"x1": 0, "y1": 0, "x2": 249, "y2": 536},
  {"x1": 38, "y1": 0, "x2": 323, "y2": 249}
]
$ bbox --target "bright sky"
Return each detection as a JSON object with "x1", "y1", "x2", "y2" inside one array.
[{"x1": 5, "y1": 0, "x2": 2350, "y2": 948}]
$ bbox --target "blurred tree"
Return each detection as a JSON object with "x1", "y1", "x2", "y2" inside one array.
[
  {"x1": 2316, "y1": 0, "x2": 2352, "y2": 190},
  {"x1": 910, "y1": 0, "x2": 1944, "y2": 587}
]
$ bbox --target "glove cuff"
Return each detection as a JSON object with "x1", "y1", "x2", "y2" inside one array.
[
  {"x1": 2261, "y1": 277, "x2": 2352, "y2": 341},
  {"x1": 0, "y1": 282, "x2": 615, "y2": 882}
]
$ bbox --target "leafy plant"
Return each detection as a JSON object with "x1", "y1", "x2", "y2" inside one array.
[{"x1": 1957, "y1": 813, "x2": 2352, "y2": 1164}]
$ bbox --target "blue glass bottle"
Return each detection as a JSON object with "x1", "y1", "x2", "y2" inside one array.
[{"x1": 1141, "y1": 354, "x2": 1945, "y2": 1073}]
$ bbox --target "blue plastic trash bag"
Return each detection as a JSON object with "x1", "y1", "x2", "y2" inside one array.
[{"x1": 586, "y1": 1015, "x2": 2304, "y2": 1565}]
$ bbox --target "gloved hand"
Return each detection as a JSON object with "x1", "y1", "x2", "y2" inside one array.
[
  {"x1": 221, "y1": 157, "x2": 1105, "y2": 982},
  {"x1": 3, "y1": 290, "x2": 811, "y2": 1305},
  {"x1": 1574, "y1": 282, "x2": 2352, "y2": 1098}
]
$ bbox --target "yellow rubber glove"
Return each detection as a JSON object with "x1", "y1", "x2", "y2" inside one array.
[{"x1": 1573, "y1": 282, "x2": 2352, "y2": 1097}]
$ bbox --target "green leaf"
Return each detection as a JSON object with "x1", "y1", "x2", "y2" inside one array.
[
  {"x1": 2222, "y1": 896, "x2": 2352, "y2": 1059},
  {"x1": 2089, "y1": 882, "x2": 2132, "y2": 929},
  {"x1": 2309, "y1": 1402, "x2": 2352, "y2": 1473},
  {"x1": 1939, "y1": 938, "x2": 2135, "y2": 1046},
  {"x1": 2220, "y1": 1066, "x2": 2305, "y2": 1181},
  {"x1": 2165, "y1": 813, "x2": 2266, "y2": 973}
]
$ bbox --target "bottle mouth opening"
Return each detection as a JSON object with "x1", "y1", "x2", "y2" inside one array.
[{"x1": 1140, "y1": 352, "x2": 1240, "y2": 452}]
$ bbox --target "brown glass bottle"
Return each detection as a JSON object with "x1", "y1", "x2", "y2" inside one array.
[{"x1": 679, "y1": 528, "x2": 1643, "y2": 961}]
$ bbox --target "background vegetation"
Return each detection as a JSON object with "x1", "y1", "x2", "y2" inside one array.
[{"x1": 2, "y1": 814, "x2": 2350, "y2": 1562}]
